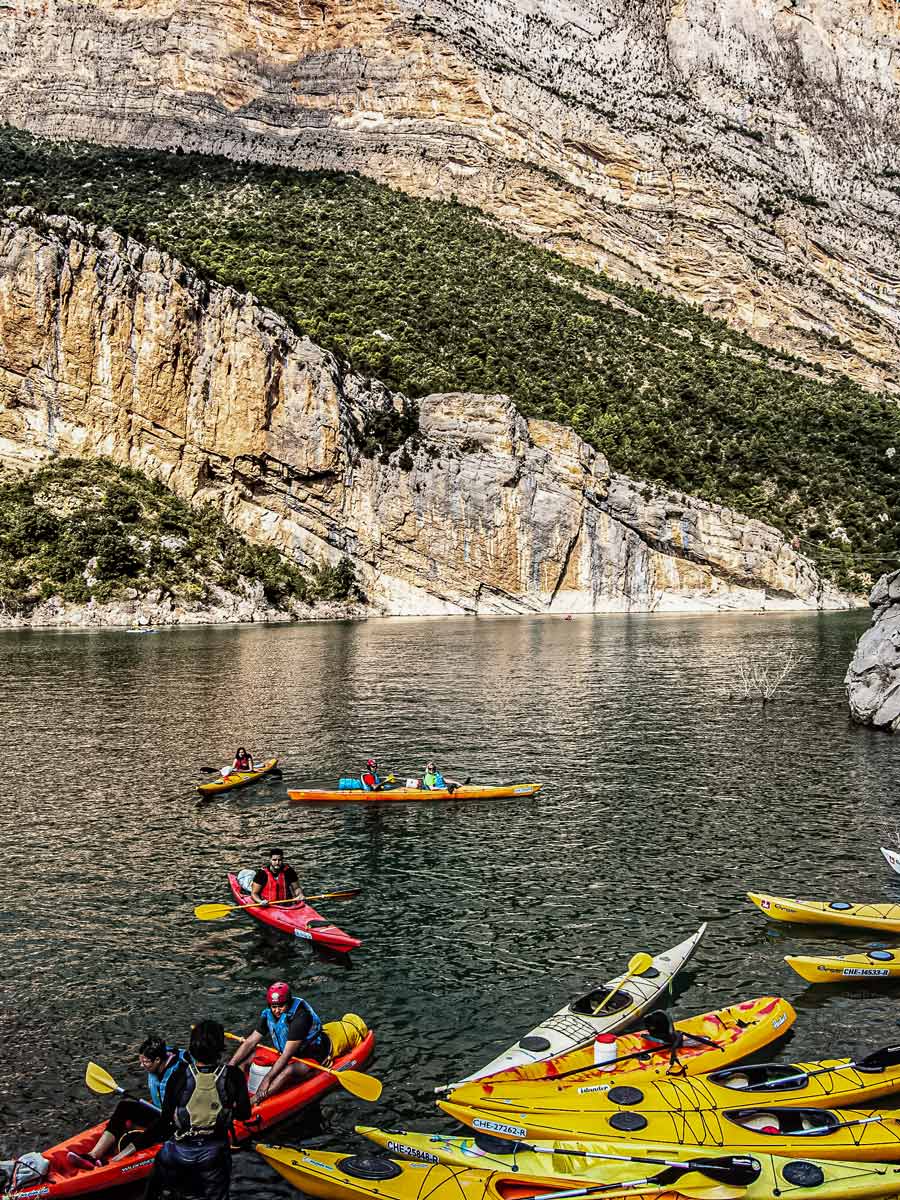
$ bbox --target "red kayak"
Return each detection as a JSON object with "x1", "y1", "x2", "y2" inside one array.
[
  {"x1": 227, "y1": 874, "x2": 361, "y2": 953},
  {"x1": 10, "y1": 1029, "x2": 375, "y2": 1199}
]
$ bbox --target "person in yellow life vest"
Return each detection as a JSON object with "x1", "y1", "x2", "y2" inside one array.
[
  {"x1": 249, "y1": 848, "x2": 304, "y2": 907},
  {"x1": 422, "y1": 761, "x2": 469, "y2": 791},
  {"x1": 144, "y1": 1020, "x2": 251, "y2": 1200}
]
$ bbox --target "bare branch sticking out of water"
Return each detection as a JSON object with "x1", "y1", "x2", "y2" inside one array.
[{"x1": 729, "y1": 651, "x2": 803, "y2": 704}]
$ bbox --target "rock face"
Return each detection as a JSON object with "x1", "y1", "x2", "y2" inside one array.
[
  {"x1": 846, "y1": 571, "x2": 900, "y2": 729},
  {"x1": 0, "y1": 1, "x2": 897, "y2": 392},
  {"x1": 0, "y1": 213, "x2": 851, "y2": 615}
]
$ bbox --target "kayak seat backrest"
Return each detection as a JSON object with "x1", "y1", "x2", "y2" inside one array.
[
  {"x1": 571, "y1": 988, "x2": 633, "y2": 1016},
  {"x1": 642, "y1": 1009, "x2": 677, "y2": 1046}
]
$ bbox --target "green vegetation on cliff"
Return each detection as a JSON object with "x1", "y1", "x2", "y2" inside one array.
[
  {"x1": 0, "y1": 457, "x2": 356, "y2": 616},
  {"x1": 1, "y1": 129, "x2": 898, "y2": 591}
]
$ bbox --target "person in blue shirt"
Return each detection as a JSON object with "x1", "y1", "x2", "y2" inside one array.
[{"x1": 69, "y1": 1036, "x2": 183, "y2": 1169}]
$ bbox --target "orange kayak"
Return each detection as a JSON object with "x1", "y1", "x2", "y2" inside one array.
[{"x1": 289, "y1": 783, "x2": 541, "y2": 803}]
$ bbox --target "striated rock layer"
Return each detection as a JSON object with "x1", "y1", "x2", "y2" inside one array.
[
  {"x1": 0, "y1": 1, "x2": 897, "y2": 391},
  {"x1": 0, "y1": 213, "x2": 851, "y2": 615},
  {"x1": 846, "y1": 571, "x2": 900, "y2": 730}
]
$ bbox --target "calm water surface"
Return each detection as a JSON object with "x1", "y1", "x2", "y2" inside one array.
[{"x1": 1, "y1": 610, "x2": 898, "y2": 1195}]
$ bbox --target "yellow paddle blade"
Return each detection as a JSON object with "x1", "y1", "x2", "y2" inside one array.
[
  {"x1": 334, "y1": 1068, "x2": 382, "y2": 1103},
  {"x1": 628, "y1": 951, "x2": 654, "y2": 975},
  {"x1": 85, "y1": 1061, "x2": 119, "y2": 1095},
  {"x1": 194, "y1": 903, "x2": 236, "y2": 921}
]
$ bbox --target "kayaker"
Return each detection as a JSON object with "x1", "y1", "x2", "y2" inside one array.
[
  {"x1": 232, "y1": 747, "x2": 253, "y2": 771},
  {"x1": 360, "y1": 758, "x2": 383, "y2": 790},
  {"x1": 227, "y1": 981, "x2": 329, "y2": 1102},
  {"x1": 422, "y1": 761, "x2": 468, "y2": 791},
  {"x1": 249, "y1": 848, "x2": 304, "y2": 906},
  {"x1": 144, "y1": 1019, "x2": 251, "y2": 1200},
  {"x1": 68, "y1": 1036, "x2": 185, "y2": 1169}
]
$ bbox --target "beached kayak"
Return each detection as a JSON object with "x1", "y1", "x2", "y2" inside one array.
[
  {"x1": 446, "y1": 995, "x2": 794, "y2": 1089},
  {"x1": 356, "y1": 1128, "x2": 900, "y2": 1200},
  {"x1": 435, "y1": 1098, "x2": 900, "y2": 1161},
  {"x1": 10, "y1": 1025, "x2": 375, "y2": 1199},
  {"x1": 785, "y1": 949, "x2": 900, "y2": 984},
  {"x1": 747, "y1": 892, "x2": 900, "y2": 934},
  {"x1": 227, "y1": 874, "x2": 361, "y2": 953},
  {"x1": 444, "y1": 925, "x2": 706, "y2": 1089},
  {"x1": 441, "y1": 1044, "x2": 900, "y2": 1118},
  {"x1": 197, "y1": 758, "x2": 279, "y2": 795},
  {"x1": 288, "y1": 783, "x2": 541, "y2": 803}
]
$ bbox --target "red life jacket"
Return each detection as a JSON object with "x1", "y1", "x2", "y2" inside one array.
[
  {"x1": 234, "y1": 754, "x2": 251, "y2": 770},
  {"x1": 260, "y1": 867, "x2": 289, "y2": 902}
]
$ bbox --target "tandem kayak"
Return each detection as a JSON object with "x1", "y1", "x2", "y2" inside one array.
[
  {"x1": 10, "y1": 1025, "x2": 375, "y2": 1199},
  {"x1": 785, "y1": 948, "x2": 900, "y2": 983},
  {"x1": 443, "y1": 995, "x2": 795, "y2": 1088},
  {"x1": 440, "y1": 1045, "x2": 900, "y2": 1123},
  {"x1": 227, "y1": 874, "x2": 361, "y2": 953},
  {"x1": 197, "y1": 758, "x2": 279, "y2": 795},
  {"x1": 435, "y1": 1098, "x2": 900, "y2": 1161},
  {"x1": 288, "y1": 783, "x2": 541, "y2": 803},
  {"x1": 747, "y1": 892, "x2": 900, "y2": 934},
  {"x1": 443, "y1": 925, "x2": 706, "y2": 1089},
  {"x1": 353, "y1": 1130, "x2": 900, "y2": 1200}
]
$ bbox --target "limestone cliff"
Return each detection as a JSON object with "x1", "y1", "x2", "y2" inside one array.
[
  {"x1": 0, "y1": 1, "x2": 897, "y2": 393},
  {"x1": 0, "y1": 213, "x2": 849, "y2": 615},
  {"x1": 846, "y1": 571, "x2": 900, "y2": 729}
]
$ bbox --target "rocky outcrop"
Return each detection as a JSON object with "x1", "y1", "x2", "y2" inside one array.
[
  {"x1": 0, "y1": 583, "x2": 362, "y2": 628},
  {"x1": 846, "y1": 571, "x2": 900, "y2": 729},
  {"x1": 0, "y1": 1, "x2": 897, "y2": 392},
  {"x1": 0, "y1": 213, "x2": 852, "y2": 615}
]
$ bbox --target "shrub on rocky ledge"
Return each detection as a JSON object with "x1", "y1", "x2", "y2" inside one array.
[{"x1": 0, "y1": 457, "x2": 357, "y2": 615}]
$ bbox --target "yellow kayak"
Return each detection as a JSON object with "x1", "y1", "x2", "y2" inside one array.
[
  {"x1": 785, "y1": 949, "x2": 900, "y2": 984},
  {"x1": 435, "y1": 1099, "x2": 900, "y2": 1161},
  {"x1": 356, "y1": 1127, "x2": 900, "y2": 1200},
  {"x1": 197, "y1": 758, "x2": 279, "y2": 795},
  {"x1": 288, "y1": 783, "x2": 541, "y2": 803},
  {"x1": 256, "y1": 1143, "x2": 805, "y2": 1200},
  {"x1": 450, "y1": 996, "x2": 794, "y2": 1088},
  {"x1": 747, "y1": 892, "x2": 900, "y2": 934},
  {"x1": 441, "y1": 1044, "x2": 900, "y2": 1115}
]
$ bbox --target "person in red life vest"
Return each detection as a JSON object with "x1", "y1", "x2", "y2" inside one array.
[
  {"x1": 232, "y1": 747, "x2": 253, "y2": 771},
  {"x1": 250, "y1": 848, "x2": 304, "y2": 907},
  {"x1": 361, "y1": 758, "x2": 383, "y2": 790},
  {"x1": 228, "y1": 982, "x2": 329, "y2": 1102}
]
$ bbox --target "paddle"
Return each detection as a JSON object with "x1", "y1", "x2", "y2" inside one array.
[
  {"x1": 198, "y1": 764, "x2": 283, "y2": 779},
  {"x1": 194, "y1": 889, "x2": 361, "y2": 921},
  {"x1": 525, "y1": 1159, "x2": 758, "y2": 1200},
  {"x1": 467, "y1": 1139, "x2": 760, "y2": 1188},
  {"x1": 740, "y1": 1043, "x2": 900, "y2": 1090},
  {"x1": 791, "y1": 1113, "x2": 900, "y2": 1137},
  {"x1": 592, "y1": 952, "x2": 654, "y2": 1014},
  {"x1": 84, "y1": 1062, "x2": 160, "y2": 1112},
  {"x1": 223, "y1": 1032, "x2": 382, "y2": 1102}
]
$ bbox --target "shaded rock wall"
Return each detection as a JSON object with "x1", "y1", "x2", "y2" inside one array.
[
  {"x1": 0, "y1": 213, "x2": 851, "y2": 615},
  {"x1": 846, "y1": 570, "x2": 900, "y2": 729},
  {"x1": 0, "y1": 0, "x2": 897, "y2": 391}
]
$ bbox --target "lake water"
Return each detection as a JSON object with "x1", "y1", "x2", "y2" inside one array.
[{"x1": 1, "y1": 609, "x2": 898, "y2": 1196}]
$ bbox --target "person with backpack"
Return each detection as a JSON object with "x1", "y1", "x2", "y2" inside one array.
[{"x1": 144, "y1": 1019, "x2": 251, "y2": 1200}]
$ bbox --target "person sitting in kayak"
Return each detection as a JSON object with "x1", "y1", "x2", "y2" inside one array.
[
  {"x1": 232, "y1": 747, "x2": 253, "y2": 771},
  {"x1": 227, "y1": 981, "x2": 329, "y2": 1102},
  {"x1": 144, "y1": 1019, "x2": 251, "y2": 1200},
  {"x1": 250, "y1": 848, "x2": 304, "y2": 907},
  {"x1": 68, "y1": 1036, "x2": 185, "y2": 1169},
  {"x1": 360, "y1": 758, "x2": 383, "y2": 790},
  {"x1": 422, "y1": 761, "x2": 469, "y2": 792}
]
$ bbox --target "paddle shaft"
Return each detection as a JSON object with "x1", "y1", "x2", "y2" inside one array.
[
  {"x1": 223, "y1": 1030, "x2": 380, "y2": 1100},
  {"x1": 763, "y1": 1043, "x2": 900, "y2": 1088},
  {"x1": 549, "y1": 1036, "x2": 722, "y2": 1083}
]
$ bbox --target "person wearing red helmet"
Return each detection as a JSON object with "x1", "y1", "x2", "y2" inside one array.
[
  {"x1": 227, "y1": 982, "x2": 328, "y2": 1103},
  {"x1": 360, "y1": 758, "x2": 382, "y2": 791}
]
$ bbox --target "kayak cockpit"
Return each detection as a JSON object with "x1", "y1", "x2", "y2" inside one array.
[{"x1": 726, "y1": 1107, "x2": 839, "y2": 1135}]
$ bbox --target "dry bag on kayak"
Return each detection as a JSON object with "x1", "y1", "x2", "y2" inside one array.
[
  {"x1": 338, "y1": 778, "x2": 363, "y2": 789},
  {"x1": 322, "y1": 1012, "x2": 368, "y2": 1060},
  {"x1": 237, "y1": 868, "x2": 256, "y2": 893}
]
